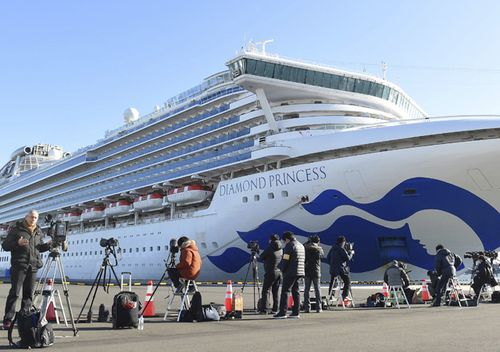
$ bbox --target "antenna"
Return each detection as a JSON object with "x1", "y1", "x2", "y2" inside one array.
[{"x1": 381, "y1": 61, "x2": 388, "y2": 80}]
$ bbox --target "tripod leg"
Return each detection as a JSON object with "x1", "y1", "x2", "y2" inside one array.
[
  {"x1": 140, "y1": 269, "x2": 167, "y2": 318},
  {"x1": 56, "y1": 257, "x2": 78, "y2": 335},
  {"x1": 76, "y1": 267, "x2": 103, "y2": 323}
]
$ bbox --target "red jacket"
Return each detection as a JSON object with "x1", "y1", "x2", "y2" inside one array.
[{"x1": 176, "y1": 240, "x2": 202, "y2": 280}]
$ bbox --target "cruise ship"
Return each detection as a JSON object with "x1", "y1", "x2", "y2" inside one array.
[{"x1": 1, "y1": 43, "x2": 499, "y2": 282}]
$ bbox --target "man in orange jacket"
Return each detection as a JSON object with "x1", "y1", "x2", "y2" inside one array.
[{"x1": 167, "y1": 236, "x2": 202, "y2": 291}]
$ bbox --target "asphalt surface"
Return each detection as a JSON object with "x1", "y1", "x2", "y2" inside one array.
[{"x1": 0, "y1": 282, "x2": 498, "y2": 352}]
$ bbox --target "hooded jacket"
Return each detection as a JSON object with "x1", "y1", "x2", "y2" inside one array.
[
  {"x1": 260, "y1": 240, "x2": 283, "y2": 274},
  {"x1": 435, "y1": 248, "x2": 462, "y2": 277},
  {"x1": 384, "y1": 264, "x2": 410, "y2": 287},
  {"x1": 1, "y1": 221, "x2": 51, "y2": 271},
  {"x1": 176, "y1": 240, "x2": 202, "y2": 280},
  {"x1": 304, "y1": 241, "x2": 324, "y2": 277}
]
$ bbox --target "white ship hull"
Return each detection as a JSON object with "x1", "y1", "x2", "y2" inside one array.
[{"x1": 2, "y1": 136, "x2": 495, "y2": 283}]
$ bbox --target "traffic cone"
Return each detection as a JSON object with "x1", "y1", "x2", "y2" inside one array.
[
  {"x1": 142, "y1": 280, "x2": 156, "y2": 317},
  {"x1": 225, "y1": 280, "x2": 233, "y2": 313},
  {"x1": 44, "y1": 279, "x2": 57, "y2": 322},
  {"x1": 382, "y1": 282, "x2": 389, "y2": 298},
  {"x1": 421, "y1": 279, "x2": 431, "y2": 301},
  {"x1": 287, "y1": 294, "x2": 294, "y2": 309}
]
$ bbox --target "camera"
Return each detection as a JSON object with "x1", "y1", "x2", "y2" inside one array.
[
  {"x1": 169, "y1": 238, "x2": 179, "y2": 254},
  {"x1": 464, "y1": 251, "x2": 498, "y2": 261},
  {"x1": 247, "y1": 240, "x2": 260, "y2": 254},
  {"x1": 44, "y1": 214, "x2": 67, "y2": 248},
  {"x1": 344, "y1": 241, "x2": 354, "y2": 254},
  {"x1": 100, "y1": 237, "x2": 119, "y2": 248}
]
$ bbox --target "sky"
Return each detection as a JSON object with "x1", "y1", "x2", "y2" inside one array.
[{"x1": 1, "y1": 0, "x2": 499, "y2": 164}]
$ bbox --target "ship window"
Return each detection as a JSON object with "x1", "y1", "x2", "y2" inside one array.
[
  {"x1": 289, "y1": 66, "x2": 299, "y2": 82},
  {"x1": 200, "y1": 242, "x2": 207, "y2": 249},
  {"x1": 263, "y1": 62, "x2": 275, "y2": 78},
  {"x1": 143, "y1": 247, "x2": 146, "y2": 252},
  {"x1": 268, "y1": 193, "x2": 275, "y2": 199},
  {"x1": 242, "y1": 196, "x2": 248, "y2": 203},
  {"x1": 165, "y1": 245, "x2": 168, "y2": 251},
  {"x1": 76, "y1": 240, "x2": 79, "y2": 244},
  {"x1": 129, "y1": 248, "x2": 132, "y2": 253},
  {"x1": 95, "y1": 251, "x2": 97, "y2": 255},
  {"x1": 254, "y1": 195, "x2": 260, "y2": 201},
  {"x1": 85, "y1": 252, "x2": 87, "y2": 255},
  {"x1": 212, "y1": 242, "x2": 219, "y2": 248},
  {"x1": 281, "y1": 191, "x2": 289, "y2": 197},
  {"x1": 157, "y1": 246, "x2": 161, "y2": 251},
  {"x1": 100, "y1": 250, "x2": 103, "y2": 255},
  {"x1": 136, "y1": 248, "x2": 139, "y2": 252},
  {"x1": 305, "y1": 70, "x2": 314, "y2": 85},
  {"x1": 150, "y1": 247, "x2": 153, "y2": 252},
  {"x1": 86, "y1": 239, "x2": 88, "y2": 243}
]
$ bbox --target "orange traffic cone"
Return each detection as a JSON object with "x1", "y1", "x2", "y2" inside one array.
[
  {"x1": 421, "y1": 279, "x2": 431, "y2": 301},
  {"x1": 44, "y1": 279, "x2": 57, "y2": 322},
  {"x1": 287, "y1": 295, "x2": 294, "y2": 309},
  {"x1": 382, "y1": 282, "x2": 389, "y2": 298},
  {"x1": 225, "y1": 280, "x2": 233, "y2": 313},
  {"x1": 142, "y1": 280, "x2": 156, "y2": 317}
]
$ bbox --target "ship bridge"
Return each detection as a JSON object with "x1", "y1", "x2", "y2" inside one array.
[{"x1": 227, "y1": 48, "x2": 426, "y2": 123}]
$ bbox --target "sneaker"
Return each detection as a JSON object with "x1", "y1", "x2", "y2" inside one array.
[
  {"x1": 316, "y1": 309, "x2": 323, "y2": 313},
  {"x1": 288, "y1": 313, "x2": 300, "y2": 319},
  {"x1": 2, "y1": 320, "x2": 12, "y2": 330},
  {"x1": 273, "y1": 313, "x2": 288, "y2": 319}
]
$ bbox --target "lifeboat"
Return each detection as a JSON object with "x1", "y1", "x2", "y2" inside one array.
[
  {"x1": 167, "y1": 185, "x2": 213, "y2": 205},
  {"x1": 61, "y1": 211, "x2": 81, "y2": 223},
  {"x1": 105, "y1": 199, "x2": 133, "y2": 216},
  {"x1": 81, "y1": 205, "x2": 105, "y2": 221},
  {"x1": 133, "y1": 192, "x2": 164, "y2": 211}
]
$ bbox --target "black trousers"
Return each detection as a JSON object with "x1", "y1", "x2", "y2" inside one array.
[
  {"x1": 471, "y1": 278, "x2": 487, "y2": 297},
  {"x1": 338, "y1": 272, "x2": 351, "y2": 299},
  {"x1": 167, "y1": 268, "x2": 181, "y2": 288},
  {"x1": 434, "y1": 272, "x2": 453, "y2": 305},
  {"x1": 260, "y1": 270, "x2": 282, "y2": 312},
  {"x1": 4, "y1": 266, "x2": 37, "y2": 321},
  {"x1": 278, "y1": 275, "x2": 301, "y2": 315}
]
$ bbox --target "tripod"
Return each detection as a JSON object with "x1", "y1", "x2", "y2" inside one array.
[
  {"x1": 76, "y1": 245, "x2": 120, "y2": 323},
  {"x1": 140, "y1": 251, "x2": 176, "y2": 319},
  {"x1": 34, "y1": 247, "x2": 78, "y2": 336},
  {"x1": 241, "y1": 250, "x2": 261, "y2": 311}
]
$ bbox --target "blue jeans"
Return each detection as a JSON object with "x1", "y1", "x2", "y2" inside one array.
[{"x1": 304, "y1": 276, "x2": 322, "y2": 311}]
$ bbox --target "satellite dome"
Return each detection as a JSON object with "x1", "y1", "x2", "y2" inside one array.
[{"x1": 123, "y1": 108, "x2": 140, "y2": 124}]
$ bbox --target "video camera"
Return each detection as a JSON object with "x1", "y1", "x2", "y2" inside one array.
[
  {"x1": 247, "y1": 240, "x2": 260, "y2": 254},
  {"x1": 44, "y1": 214, "x2": 67, "y2": 250},
  {"x1": 344, "y1": 241, "x2": 355, "y2": 255},
  {"x1": 464, "y1": 251, "x2": 498, "y2": 261},
  {"x1": 100, "y1": 237, "x2": 119, "y2": 248},
  {"x1": 169, "y1": 238, "x2": 179, "y2": 254}
]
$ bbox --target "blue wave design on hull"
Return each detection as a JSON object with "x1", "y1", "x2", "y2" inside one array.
[
  {"x1": 303, "y1": 177, "x2": 500, "y2": 249},
  {"x1": 207, "y1": 247, "x2": 253, "y2": 273},
  {"x1": 207, "y1": 178, "x2": 500, "y2": 274}
]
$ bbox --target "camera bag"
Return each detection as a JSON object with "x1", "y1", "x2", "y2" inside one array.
[
  {"x1": 112, "y1": 272, "x2": 141, "y2": 328},
  {"x1": 8, "y1": 307, "x2": 54, "y2": 348}
]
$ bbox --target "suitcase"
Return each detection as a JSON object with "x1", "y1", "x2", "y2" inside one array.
[{"x1": 112, "y1": 272, "x2": 140, "y2": 328}]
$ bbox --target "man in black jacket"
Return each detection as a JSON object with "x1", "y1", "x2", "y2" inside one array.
[
  {"x1": 259, "y1": 234, "x2": 283, "y2": 314},
  {"x1": 274, "y1": 231, "x2": 305, "y2": 319},
  {"x1": 471, "y1": 255, "x2": 497, "y2": 298},
  {"x1": 1, "y1": 210, "x2": 51, "y2": 329},
  {"x1": 432, "y1": 244, "x2": 462, "y2": 307},
  {"x1": 327, "y1": 235, "x2": 354, "y2": 301},
  {"x1": 303, "y1": 235, "x2": 324, "y2": 313}
]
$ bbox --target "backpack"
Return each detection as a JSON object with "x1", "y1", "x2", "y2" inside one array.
[
  {"x1": 8, "y1": 308, "x2": 55, "y2": 348},
  {"x1": 189, "y1": 291, "x2": 203, "y2": 322},
  {"x1": 366, "y1": 293, "x2": 386, "y2": 307}
]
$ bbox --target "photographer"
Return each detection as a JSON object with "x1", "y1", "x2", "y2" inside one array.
[
  {"x1": 303, "y1": 235, "x2": 324, "y2": 313},
  {"x1": 274, "y1": 231, "x2": 305, "y2": 319},
  {"x1": 471, "y1": 255, "x2": 497, "y2": 298},
  {"x1": 1, "y1": 210, "x2": 51, "y2": 329},
  {"x1": 432, "y1": 244, "x2": 462, "y2": 307},
  {"x1": 167, "y1": 236, "x2": 202, "y2": 292},
  {"x1": 327, "y1": 235, "x2": 354, "y2": 301},
  {"x1": 259, "y1": 234, "x2": 282, "y2": 314},
  {"x1": 383, "y1": 260, "x2": 414, "y2": 302}
]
